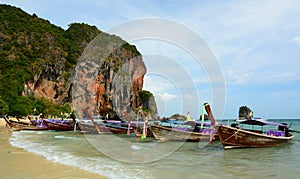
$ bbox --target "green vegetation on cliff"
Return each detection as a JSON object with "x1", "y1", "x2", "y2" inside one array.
[
  {"x1": 139, "y1": 90, "x2": 154, "y2": 114},
  {"x1": 0, "y1": 4, "x2": 142, "y2": 116}
]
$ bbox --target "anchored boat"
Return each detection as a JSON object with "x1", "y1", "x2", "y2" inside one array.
[
  {"x1": 149, "y1": 103, "x2": 218, "y2": 142},
  {"x1": 217, "y1": 107, "x2": 295, "y2": 150}
]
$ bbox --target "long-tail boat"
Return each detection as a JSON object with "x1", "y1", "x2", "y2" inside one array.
[
  {"x1": 78, "y1": 119, "x2": 155, "y2": 137},
  {"x1": 149, "y1": 103, "x2": 218, "y2": 142},
  {"x1": 77, "y1": 120, "x2": 101, "y2": 134},
  {"x1": 43, "y1": 119, "x2": 78, "y2": 131},
  {"x1": 217, "y1": 119, "x2": 294, "y2": 149},
  {"x1": 148, "y1": 123, "x2": 217, "y2": 142},
  {"x1": 217, "y1": 105, "x2": 295, "y2": 149},
  {"x1": 3, "y1": 116, "x2": 47, "y2": 131},
  {"x1": 79, "y1": 107, "x2": 153, "y2": 137},
  {"x1": 78, "y1": 120, "x2": 137, "y2": 135}
]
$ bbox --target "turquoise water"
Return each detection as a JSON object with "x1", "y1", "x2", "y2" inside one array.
[{"x1": 9, "y1": 119, "x2": 300, "y2": 179}]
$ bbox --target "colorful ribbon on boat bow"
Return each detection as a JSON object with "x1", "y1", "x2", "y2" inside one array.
[{"x1": 141, "y1": 121, "x2": 147, "y2": 140}]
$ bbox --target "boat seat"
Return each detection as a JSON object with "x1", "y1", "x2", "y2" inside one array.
[{"x1": 266, "y1": 130, "x2": 285, "y2": 137}]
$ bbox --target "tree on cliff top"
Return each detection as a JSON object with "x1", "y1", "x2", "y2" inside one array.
[{"x1": 0, "y1": 5, "x2": 101, "y2": 115}]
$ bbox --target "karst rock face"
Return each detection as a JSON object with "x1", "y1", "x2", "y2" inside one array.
[
  {"x1": 1, "y1": 5, "x2": 157, "y2": 118},
  {"x1": 72, "y1": 33, "x2": 156, "y2": 119},
  {"x1": 23, "y1": 61, "x2": 71, "y2": 104},
  {"x1": 94, "y1": 49, "x2": 147, "y2": 119}
]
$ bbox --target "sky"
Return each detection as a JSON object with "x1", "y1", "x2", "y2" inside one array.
[{"x1": 2, "y1": 0, "x2": 300, "y2": 119}]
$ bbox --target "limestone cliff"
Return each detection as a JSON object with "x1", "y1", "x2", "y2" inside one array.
[
  {"x1": 0, "y1": 4, "x2": 157, "y2": 118},
  {"x1": 72, "y1": 33, "x2": 156, "y2": 119}
]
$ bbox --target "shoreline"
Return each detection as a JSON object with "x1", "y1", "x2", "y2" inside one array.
[{"x1": 0, "y1": 120, "x2": 106, "y2": 179}]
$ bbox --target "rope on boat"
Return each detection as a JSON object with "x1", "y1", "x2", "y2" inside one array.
[{"x1": 223, "y1": 128, "x2": 241, "y2": 142}]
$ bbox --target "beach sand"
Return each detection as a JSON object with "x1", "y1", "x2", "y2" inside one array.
[
  {"x1": 0, "y1": 118, "x2": 7, "y2": 127},
  {"x1": 0, "y1": 119, "x2": 106, "y2": 178}
]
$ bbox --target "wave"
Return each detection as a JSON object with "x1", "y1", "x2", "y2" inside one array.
[
  {"x1": 9, "y1": 131, "x2": 153, "y2": 179},
  {"x1": 54, "y1": 135, "x2": 83, "y2": 140}
]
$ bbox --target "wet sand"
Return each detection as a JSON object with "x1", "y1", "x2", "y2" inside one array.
[{"x1": 0, "y1": 119, "x2": 106, "y2": 179}]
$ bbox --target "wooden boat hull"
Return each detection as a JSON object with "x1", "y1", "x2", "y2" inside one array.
[
  {"x1": 78, "y1": 121, "x2": 133, "y2": 134},
  {"x1": 78, "y1": 121, "x2": 153, "y2": 137},
  {"x1": 105, "y1": 124, "x2": 132, "y2": 134},
  {"x1": 102, "y1": 122, "x2": 153, "y2": 136},
  {"x1": 4, "y1": 117, "x2": 48, "y2": 131},
  {"x1": 217, "y1": 124, "x2": 294, "y2": 149},
  {"x1": 148, "y1": 124, "x2": 218, "y2": 142},
  {"x1": 43, "y1": 120, "x2": 75, "y2": 131},
  {"x1": 78, "y1": 122, "x2": 100, "y2": 134},
  {"x1": 128, "y1": 123, "x2": 154, "y2": 137}
]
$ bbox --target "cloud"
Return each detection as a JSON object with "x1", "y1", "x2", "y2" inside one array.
[
  {"x1": 291, "y1": 36, "x2": 300, "y2": 45},
  {"x1": 261, "y1": 72, "x2": 299, "y2": 82},
  {"x1": 3, "y1": 0, "x2": 300, "y2": 118},
  {"x1": 143, "y1": 75, "x2": 177, "y2": 101},
  {"x1": 225, "y1": 70, "x2": 254, "y2": 85},
  {"x1": 180, "y1": 1, "x2": 300, "y2": 82},
  {"x1": 157, "y1": 93, "x2": 176, "y2": 101},
  {"x1": 202, "y1": 0, "x2": 300, "y2": 87}
]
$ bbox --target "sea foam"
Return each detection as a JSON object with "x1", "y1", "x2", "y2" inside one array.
[{"x1": 9, "y1": 131, "x2": 153, "y2": 179}]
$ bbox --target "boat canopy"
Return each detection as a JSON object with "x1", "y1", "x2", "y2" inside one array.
[{"x1": 239, "y1": 119, "x2": 286, "y2": 126}]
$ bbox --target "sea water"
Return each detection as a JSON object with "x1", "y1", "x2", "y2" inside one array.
[{"x1": 8, "y1": 119, "x2": 300, "y2": 179}]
